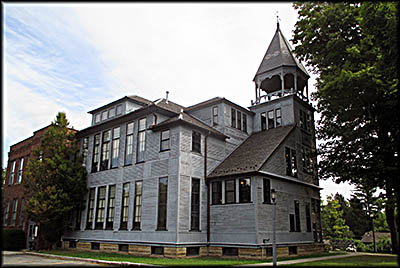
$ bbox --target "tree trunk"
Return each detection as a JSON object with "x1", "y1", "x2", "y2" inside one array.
[{"x1": 385, "y1": 186, "x2": 398, "y2": 254}]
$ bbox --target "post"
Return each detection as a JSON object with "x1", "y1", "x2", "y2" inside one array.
[
  {"x1": 271, "y1": 189, "x2": 277, "y2": 266},
  {"x1": 371, "y1": 214, "x2": 376, "y2": 253}
]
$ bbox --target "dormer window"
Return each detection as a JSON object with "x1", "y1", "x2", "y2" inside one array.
[
  {"x1": 116, "y1": 105, "x2": 122, "y2": 115},
  {"x1": 101, "y1": 111, "x2": 108, "y2": 121},
  {"x1": 95, "y1": 113, "x2": 100, "y2": 124},
  {"x1": 109, "y1": 107, "x2": 116, "y2": 118}
]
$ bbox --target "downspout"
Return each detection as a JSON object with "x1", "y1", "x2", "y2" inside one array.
[{"x1": 205, "y1": 131, "x2": 211, "y2": 244}]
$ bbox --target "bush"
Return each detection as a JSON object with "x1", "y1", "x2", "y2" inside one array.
[
  {"x1": 354, "y1": 240, "x2": 368, "y2": 252},
  {"x1": 2, "y1": 229, "x2": 26, "y2": 250},
  {"x1": 376, "y1": 236, "x2": 392, "y2": 253}
]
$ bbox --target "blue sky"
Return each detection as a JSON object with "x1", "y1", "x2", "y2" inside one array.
[{"x1": 2, "y1": 3, "x2": 354, "y2": 200}]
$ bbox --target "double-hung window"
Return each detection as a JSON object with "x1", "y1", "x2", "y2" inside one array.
[
  {"x1": 157, "y1": 177, "x2": 168, "y2": 230},
  {"x1": 285, "y1": 147, "x2": 298, "y2": 177},
  {"x1": 225, "y1": 179, "x2": 236, "y2": 204},
  {"x1": 86, "y1": 188, "x2": 95, "y2": 229},
  {"x1": 237, "y1": 111, "x2": 242, "y2": 130},
  {"x1": 267, "y1": 110, "x2": 275, "y2": 129},
  {"x1": 116, "y1": 105, "x2": 122, "y2": 115},
  {"x1": 192, "y1": 131, "x2": 201, "y2": 153},
  {"x1": 101, "y1": 110, "x2": 108, "y2": 121},
  {"x1": 133, "y1": 181, "x2": 143, "y2": 230},
  {"x1": 120, "y1": 183, "x2": 130, "y2": 230},
  {"x1": 261, "y1": 112, "x2": 267, "y2": 131},
  {"x1": 213, "y1": 106, "x2": 218, "y2": 126},
  {"x1": 82, "y1": 137, "x2": 89, "y2": 167},
  {"x1": 106, "y1": 185, "x2": 116, "y2": 229},
  {"x1": 92, "y1": 134, "x2": 100, "y2": 172},
  {"x1": 16, "y1": 158, "x2": 24, "y2": 184},
  {"x1": 191, "y1": 178, "x2": 200, "y2": 231},
  {"x1": 275, "y1": 108, "x2": 281, "y2": 127},
  {"x1": 306, "y1": 202, "x2": 311, "y2": 232},
  {"x1": 137, "y1": 118, "x2": 146, "y2": 162},
  {"x1": 8, "y1": 160, "x2": 16, "y2": 185},
  {"x1": 95, "y1": 186, "x2": 106, "y2": 229},
  {"x1": 108, "y1": 107, "x2": 116, "y2": 118},
  {"x1": 11, "y1": 199, "x2": 18, "y2": 226},
  {"x1": 294, "y1": 200, "x2": 301, "y2": 232},
  {"x1": 211, "y1": 181, "x2": 222, "y2": 205},
  {"x1": 100, "y1": 130, "x2": 111, "y2": 171},
  {"x1": 263, "y1": 178, "x2": 271, "y2": 204},
  {"x1": 243, "y1": 114, "x2": 247, "y2": 133},
  {"x1": 160, "y1": 130, "x2": 170, "y2": 151},
  {"x1": 239, "y1": 178, "x2": 251, "y2": 203},
  {"x1": 3, "y1": 200, "x2": 10, "y2": 226},
  {"x1": 125, "y1": 123, "x2": 134, "y2": 165},
  {"x1": 111, "y1": 127, "x2": 120, "y2": 168},
  {"x1": 19, "y1": 198, "x2": 24, "y2": 226},
  {"x1": 231, "y1": 108, "x2": 236, "y2": 128}
]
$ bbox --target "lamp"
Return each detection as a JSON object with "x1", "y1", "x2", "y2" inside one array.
[{"x1": 271, "y1": 189, "x2": 276, "y2": 203}]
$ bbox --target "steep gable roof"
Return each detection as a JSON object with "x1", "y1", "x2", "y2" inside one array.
[{"x1": 208, "y1": 124, "x2": 296, "y2": 178}]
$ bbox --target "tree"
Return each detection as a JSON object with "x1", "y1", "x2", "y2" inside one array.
[
  {"x1": 321, "y1": 195, "x2": 353, "y2": 241},
  {"x1": 292, "y1": 2, "x2": 398, "y2": 253},
  {"x1": 24, "y1": 112, "x2": 87, "y2": 249}
]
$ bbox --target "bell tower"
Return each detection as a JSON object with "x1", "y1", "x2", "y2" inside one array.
[{"x1": 251, "y1": 20, "x2": 310, "y2": 106}]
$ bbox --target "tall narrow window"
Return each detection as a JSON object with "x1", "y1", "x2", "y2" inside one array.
[
  {"x1": 285, "y1": 147, "x2": 298, "y2": 177},
  {"x1": 299, "y1": 110, "x2": 305, "y2": 129},
  {"x1": 19, "y1": 198, "x2": 24, "y2": 226},
  {"x1": 8, "y1": 160, "x2": 16, "y2": 185},
  {"x1": 306, "y1": 111, "x2": 311, "y2": 131},
  {"x1": 137, "y1": 118, "x2": 146, "y2": 162},
  {"x1": 95, "y1": 113, "x2": 100, "y2": 123},
  {"x1": 212, "y1": 106, "x2": 218, "y2": 126},
  {"x1": 160, "y1": 130, "x2": 170, "y2": 151},
  {"x1": 106, "y1": 185, "x2": 116, "y2": 229},
  {"x1": 276, "y1": 108, "x2": 281, "y2": 127},
  {"x1": 108, "y1": 107, "x2": 116, "y2": 118},
  {"x1": 3, "y1": 200, "x2": 10, "y2": 226},
  {"x1": 289, "y1": 214, "x2": 295, "y2": 232},
  {"x1": 101, "y1": 110, "x2": 108, "y2": 121},
  {"x1": 231, "y1": 108, "x2": 236, "y2": 128},
  {"x1": 291, "y1": 149, "x2": 298, "y2": 177},
  {"x1": 100, "y1": 130, "x2": 111, "y2": 171},
  {"x1": 82, "y1": 137, "x2": 89, "y2": 167},
  {"x1": 86, "y1": 188, "x2": 95, "y2": 229},
  {"x1": 11, "y1": 199, "x2": 18, "y2": 226},
  {"x1": 212, "y1": 181, "x2": 222, "y2": 205},
  {"x1": 239, "y1": 178, "x2": 251, "y2": 203},
  {"x1": 16, "y1": 158, "x2": 24, "y2": 184},
  {"x1": 295, "y1": 200, "x2": 301, "y2": 232},
  {"x1": 191, "y1": 178, "x2": 200, "y2": 231},
  {"x1": 192, "y1": 131, "x2": 201, "y2": 153},
  {"x1": 243, "y1": 114, "x2": 247, "y2": 133},
  {"x1": 267, "y1": 110, "x2": 275, "y2": 129},
  {"x1": 133, "y1": 181, "x2": 143, "y2": 230},
  {"x1": 125, "y1": 122, "x2": 134, "y2": 165},
  {"x1": 261, "y1": 112, "x2": 266, "y2": 131},
  {"x1": 157, "y1": 177, "x2": 168, "y2": 230},
  {"x1": 263, "y1": 178, "x2": 271, "y2": 204},
  {"x1": 120, "y1": 183, "x2": 130, "y2": 230},
  {"x1": 225, "y1": 179, "x2": 236, "y2": 204},
  {"x1": 237, "y1": 111, "x2": 242, "y2": 130},
  {"x1": 116, "y1": 104, "x2": 122, "y2": 115},
  {"x1": 95, "y1": 186, "x2": 106, "y2": 229},
  {"x1": 306, "y1": 202, "x2": 311, "y2": 232},
  {"x1": 302, "y1": 146, "x2": 313, "y2": 174},
  {"x1": 92, "y1": 134, "x2": 100, "y2": 172},
  {"x1": 111, "y1": 127, "x2": 120, "y2": 168}
]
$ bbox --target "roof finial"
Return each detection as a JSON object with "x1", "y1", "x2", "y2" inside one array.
[{"x1": 276, "y1": 11, "x2": 280, "y2": 29}]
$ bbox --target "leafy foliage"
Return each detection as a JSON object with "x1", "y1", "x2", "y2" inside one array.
[
  {"x1": 24, "y1": 112, "x2": 87, "y2": 248},
  {"x1": 292, "y1": 2, "x2": 398, "y2": 253},
  {"x1": 321, "y1": 195, "x2": 353, "y2": 241}
]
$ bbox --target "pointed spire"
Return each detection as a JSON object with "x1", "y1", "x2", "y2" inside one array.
[{"x1": 276, "y1": 11, "x2": 280, "y2": 29}]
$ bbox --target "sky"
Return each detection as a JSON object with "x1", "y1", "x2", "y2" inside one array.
[{"x1": 2, "y1": 3, "x2": 355, "y2": 201}]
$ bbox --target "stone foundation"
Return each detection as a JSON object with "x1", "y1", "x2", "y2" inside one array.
[{"x1": 61, "y1": 241, "x2": 326, "y2": 259}]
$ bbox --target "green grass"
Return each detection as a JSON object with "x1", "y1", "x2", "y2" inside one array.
[
  {"x1": 38, "y1": 250, "x2": 266, "y2": 266},
  {"x1": 284, "y1": 255, "x2": 399, "y2": 267}
]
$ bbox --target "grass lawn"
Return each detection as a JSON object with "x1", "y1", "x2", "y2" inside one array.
[{"x1": 284, "y1": 255, "x2": 399, "y2": 267}]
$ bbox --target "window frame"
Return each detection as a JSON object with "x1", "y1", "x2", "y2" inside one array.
[
  {"x1": 3, "y1": 200, "x2": 10, "y2": 226},
  {"x1": 243, "y1": 113, "x2": 247, "y2": 133},
  {"x1": 120, "y1": 183, "x2": 130, "y2": 230},
  {"x1": 212, "y1": 106, "x2": 218, "y2": 126},
  {"x1": 237, "y1": 110, "x2": 242, "y2": 131},
  {"x1": 111, "y1": 127, "x2": 120, "y2": 168},
  {"x1": 261, "y1": 112, "x2": 267, "y2": 131},
  {"x1": 190, "y1": 178, "x2": 200, "y2": 231},
  {"x1": 106, "y1": 185, "x2": 116, "y2": 230},
  {"x1": 231, "y1": 108, "x2": 236, "y2": 128},
  {"x1": 86, "y1": 188, "x2": 95, "y2": 230},
  {"x1": 91, "y1": 134, "x2": 100, "y2": 173},
  {"x1": 211, "y1": 181, "x2": 222, "y2": 205},
  {"x1": 157, "y1": 177, "x2": 168, "y2": 230},
  {"x1": 275, "y1": 108, "x2": 282, "y2": 127},
  {"x1": 124, "y1": 122, "x2": 134, "y2": 165},
  {"x1": 82, "y1": 137, "x2": 89, "y2": 167},
  {"x1": 263, "y1": 178, "x2": 271, "y2": 204},
  {"x1": 108, "y1": 107, "x2": 116, "y2": 118},
  {"x1": 95, "y1": 186, "x2": 106, "y2": 229},
  {"x1": 100, "y1": 130, "x2": 111, "y2": 171},
  {"x1": 136, "y1": 118, "x2": 146, "y2": 163},
  {"x1": 94, "y1": 113, "x2": 100, "y2": 124},
  {"x1": 133, "y1": 181, "x2": 143, "y2": 230},
  {"x1": 8, "y1": 160, "x2": 16, "y2": 185},
  {"x1": 101, "y1": 110, "x2": 108, "y2": 121},
  {"x1": 267, "y1": 110, "x2": 275, "y2": 129},
  {"x1": 239, "y1": 178, "x2": 251, "y2": 203},
  {"x1": 11, "y1": 198, "x2": 18, "y2": 226},
  {"x1": 191, "y1": 131, "x2": 201, "y2": 154},
  {"x1": 116, "y1": 104, "x2": 122, "y2": 115},
  {"x1": 294, "y1": 200, "x2": 301, "y2": 232},
  {"x1": 16, "y1": 158, "x2": 24, "y2": 184},
  {"x1": 160, "y1": 129, "x2": 170, "y2": 152},
  {"x1": 225, "y1": 179, "x2": 236, "y2": 204},
  {"x1": 285, "y1": 147, "x2": 298, "y2": 177}
]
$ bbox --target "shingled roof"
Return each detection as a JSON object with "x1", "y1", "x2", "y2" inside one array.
[
  {"x1": 253, "y1": 23, "x2": 309, "y2": 81},
  {"x1": 208, "y1": 124, "x2": 296, "y2": 178}
]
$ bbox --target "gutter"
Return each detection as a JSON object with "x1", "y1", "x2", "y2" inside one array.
[{"x1": 205, "y1": 131, "x2": 211, "y2": 244}]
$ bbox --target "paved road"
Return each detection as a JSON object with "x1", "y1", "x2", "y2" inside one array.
[{"x1": 1, "y1": 252, "x2": 106, "y2": 266}]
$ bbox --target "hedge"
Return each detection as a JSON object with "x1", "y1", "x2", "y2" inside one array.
[{"x1": 2, "y1": 229, "x2": 26, "y2": 250}]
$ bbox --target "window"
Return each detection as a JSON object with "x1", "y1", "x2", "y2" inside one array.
[
  {"x1": 8, "y1": 160, "x2": 16, "y2": 185},
  {"x1": 95, "y1": 186, "x2": 106, "y2": 229},
  {"x1": 243, "y1": 114, "x2": 247, "y2": 133},
  {"x1": 160, "y1": 130, "x2": 170, "y2": 151},
  {"x1": 3, "y1": 200, "x2": 10, "y2": 226},
  {"x1": 213, "y1": 106, "x2": 218, "y2": 126},
  {"x1": 92, "y1": 134, "x2": 100, "y2": 172},
  {"x1": 231, "y1": 108, "x2": 236, "y2": 128},
  {"x1": 157, "y1": 177, "x2": 168, "y2": 230},
  {"x1": 300, "y1": 110, "x2": 311, "y2": 131},
  {"x1": 133, "y1": 181, "x2": 142, "y2": 230},
  {"x1": 306, "y1": 202, "x2": 311, "y2": 232},
  {"x1": 119, "y1": 244, "x2": 129, "y2": 252},
  {"x1": 237, "y1": 111, "x2": 242, "y2": 130},
  {"x1": 289, "y1": 214, "x2": 295, "y2": 232},
  {"x1": 91, "y1": 242, "x2": 100, "y2": 250},
  {"x1": 11, "y1": 199, "x2": 18, "y2": 225},
  {"x1": 111, "y1": 127, "x2": 120, "y2": 168},
  {"x1": 108, "y1": 107, "x2": 116, "y2": 118},
  {"x1": 86, "y1": 188, "x2": 95, "y2": 229},
  {"x1": 289, "y1": 246, "x2": 298, "y2": 255},
  {"x1": 106, "y1": 185, "x2": 116, "y2": 229},
  {"x1": 100, "y1": 130, "x2": 111, "y2": 171},
  {"x1": 95, "y1": 113, "x2": 100, "y2": 123},
  {"x1": 222, "y1": 247, "x2": 238, "y2": 256},
  {"x1": 187, "y1": 247, "x2": 200, "y2": 256},
  {"x1": 266, "y1": 247, "x2": 273, "y2": 257},
  {"x1": 261, "y1": 112, "x2": 267, "y2": 131},
  {"x1": 306, "y1": 111, "x2": 311, "y2": 131},
  {"x1": 225, "y1": 179, "x2": 236, "y2": 204},
  {"x1": 191, "y1": 178, "x2": 200, "y2": 231},
  {"x1": 276, "y1": 108, "x2": 281, "y2": 127},
  {"x1": 116, "y1": 104, "x2": 122, "y2": 115},
  {"x1": 16, "y1": 158, "x2": 24, "y2": 184},
  {"x1": 263, "y1": 178, "x2": 271, "y2": 204},
  {"x1": 69, "y1": 241, "x2": 77, "y2": 248},
  {"x1": 295, "y1": 200, "x2": 301, "y2": 232},
  {"x1": 125, "y1": 122, "x2": 134, "y2": 165},
  {"x1": 302, "y1": 146, "x2": 313, "y2": 174},
  {"x1": 19, "y1": 198, "x2": 24, "y2": 225},
  {"x1": 82, "y1": 137, "x2": 89, "y2": 167},
  {"x1": 285, "y1": 147, "x2": 298, "y2": 177},
  {"x1": 267, "y1": 110, "x2": 275, "y2": 129},
  {"x1": 212, "y1": 181, "x2": 222, "y2": 205},
  {"x1": 137, "y1": 118, "x2": 146, "y2": 162},
  {"x1": 151, "y1": 246, "x2": 164, "y2": 255},
  {"x1": 192, "y1": 131, "x2": 201, "y2": 153},
  {"x1": 101, "y1": 110, "x2": 108, "y2": 121},
  {"x1": 239, "y1": 178, "x2": 251, "y2": 203},
  {"x1": 120, "y1": 183, "x2": 130, "y2": 230}
]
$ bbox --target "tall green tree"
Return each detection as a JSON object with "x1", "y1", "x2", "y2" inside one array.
[
  {"x1": 292, "y1": 2, "x2": 398, "y2": 253},
  {"x1": 321, "y1": 195, "x2": 353, "y2": 241},
  {"x1": 24, "y1": 112, "x2": 87, "y2": 249}
]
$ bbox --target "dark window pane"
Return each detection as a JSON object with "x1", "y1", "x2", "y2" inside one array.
[
  {"x1": 295, "y1": 200, "x2": 301, "y2": 232},
  {"x1": 231, "y1": 108, "x2": 236, "y2": 128},
  {"x1": 243, "y1": 114, "x2": 247, "y2": 133},
  {"x1": 267, "y1": 110, "x2": 274, "y2": 129},
  {"x1": 239, "y1": 178, "x2": 251, "y2": 203},
  {"x1": 212, "y1": 181, "x2": 222, "y2": 205},
  {"x1": 191, "y1": 178, "x2": 200, "y2": 230},
  {"x1": 192, "y1": 131, "x2": 201, "y2": 153},
  {"x1": 276, "y1": 108, "x2": 281, "y2": 127},
  {"x1": 225, "y1": 180, "x2": 236, "y2": 204},
  {"x1": 263, "y1": 179, "x2": 271, "y2": 204},
  {"x1": 289, "y1": 214, "x2": 295, "y2": 232},
  {"x1": 157, "y1": 177, "x2": 168, "y2": 230},
  {"x1": 261, "y1": 112, "x2": 266, "y2": 131},
  {"x1": 237, "y1": 111, "x2": 242, "y2": 130}
]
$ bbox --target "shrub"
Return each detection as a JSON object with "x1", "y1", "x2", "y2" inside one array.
[
  {"x1": 376, "y1": 236, "x2": 392, "y2": 253},
  {"x1": 2, "y1": 229, "x2": 26, "y2": 250}
]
